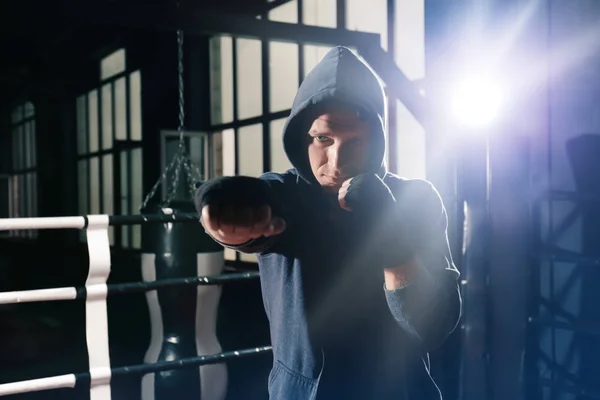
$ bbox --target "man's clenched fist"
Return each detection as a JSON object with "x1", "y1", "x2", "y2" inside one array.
[
  {"x1": 337, "y1": 174, "x2": 395, "y2": 212},
  {"x1": 195, "y1": 176, "x2": 286, "y2": 246},
  {"x1": 337, "y1": 178, "x2": 354, "y2": 211},
  {"x1": 201, "y1": 204, "x2": 286, "y2": 245}
]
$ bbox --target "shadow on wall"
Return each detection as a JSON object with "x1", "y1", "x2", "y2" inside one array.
[{"x1": 565, "y1": 133, "x2": 600, "y2": 397}]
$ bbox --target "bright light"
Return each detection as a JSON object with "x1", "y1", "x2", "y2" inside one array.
[{"x1": 450, "y1": 78, "x2": 505, "y2": 128}]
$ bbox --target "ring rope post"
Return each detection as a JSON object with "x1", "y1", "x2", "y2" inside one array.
[{"x1": 84, "y1": 215, "x2": 113, "y2": 400}]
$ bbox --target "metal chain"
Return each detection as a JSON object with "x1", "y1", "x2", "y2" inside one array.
[
  {"x1": 139, "y1": 30, "x2": 203, "y2": 211},
  {"x1": 165, "y1": 29, "x2": 187, "y2": 203}
]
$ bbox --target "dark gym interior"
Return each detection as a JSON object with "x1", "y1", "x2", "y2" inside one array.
[{"x1": 1, "y1": 0, "x2": 599, "y2": 399}]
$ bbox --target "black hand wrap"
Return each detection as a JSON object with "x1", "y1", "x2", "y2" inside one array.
[
  {"x1": 345, "y1": 174, "x2": 416, "y2": 268},
  {"x1": 194, "y1": 176, "x2": 272, "y2": 212},
  {"x1": 344, "y1": 174, "x2": 395, "y2": 216}
]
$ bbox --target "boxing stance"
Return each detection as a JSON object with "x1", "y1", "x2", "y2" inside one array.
[{"x1": 195, "y1": 46, "x2": 461, "y2": 399}]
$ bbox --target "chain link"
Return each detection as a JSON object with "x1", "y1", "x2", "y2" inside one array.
[{"x1": 139, "y1": 30, "x2": 204, "y2": 211}]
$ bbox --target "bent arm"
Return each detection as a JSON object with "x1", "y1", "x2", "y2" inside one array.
[{"x1": 384, "y1": 180, "x2": 461, "y2": 352}]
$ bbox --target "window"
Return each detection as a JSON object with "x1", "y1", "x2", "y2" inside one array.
[
  {"x1": 76, "y1": 49, "x2": 143, "y2": 248},
  {"x1": 268, "y1": 1, "x2": 299, "y2": 113},
  {"x1": 346, "y1": 0, "x2": 388, "y2": 50},
  {"x1": 7, "y1": 102, "x2": 37, "y2": 238},
  {"x1": 393, "y1": 0, "x2": 426, "y2": 179}
]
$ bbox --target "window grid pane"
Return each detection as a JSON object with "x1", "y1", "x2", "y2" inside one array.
[
  {"x1": 30, "y1": 121, "x2": 37, "y2": 168},
  {"x1": 268, "y1": 0, "x2": 298, "y2": 23},
  {"x1": 120, "y1": 151, "x2": 130, "y2": 248},
  {"x1": 222, "y1": 129, "x2": 236, "y2": 176},
  {"x1": 236, "y1": 39, "x2": 262, "y2": 120},
  {"x1": 131, "y1": 148, "x2": 143, "y2": 249},
  {"x1": 77, "y1": 96, "x2": 88, "y2": 155},
  {"x1": 24, "y1": 123, "x2": 31, "y2": 169},
  {"x1": 129, "y1": 71, "x2": 142, "y2": 140},
  {"x1": 19, "y1": 126, "x2": 25, "y2": 170},
  {"x1": 237, "y1": 124, "x2": 263, "y2": 178},
  {"x1": 24, "y1": 102, "x2": 34, "y2": 118},
  {"x1": 101, "y1": 49, "x2": 126, "y2": 80},
  {"x1": 270, "y1": 118, "x2": 293, "y2": 173},
  {"x1": 269, "y1": 42, "x2": 299, "y2": 112},
  {"x1": 396, "y1": 100, "x2": 426, "y2": 179},
  {"x1": 88, "y1": 90, "x2": 99, "y2": 152},
  {"x1": 116, "y1": 77, "x2": 127, "y2": 141},
  {"x1": 11, "y1": 129, "x2": 18, "y2": 170},
  {"x1": 102, "y1": 155, "x2": 114, "y2": 215},
  {"x1": 303, "y1": 0, "x2": 336, "y2": 27},
  {"x1": 210, "y1": 37, "x2": 234, "y2": 125},
  {"x1": 89, "y1": 157, "x2": 100, "y2": 215},
  {"x1": 102, "y1": 83, "x2": 113, "y2": 150},
  {"x1": 346, "y1": 0, "x2": 388, "y2": 50},
  {"x1": 78, "y1": 160, "x2": 89, "y2": 215}
]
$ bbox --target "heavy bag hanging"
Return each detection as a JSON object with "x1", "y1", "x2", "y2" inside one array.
[{"x1": 141, "y1": 200, "x2": 226, "y2": 400}]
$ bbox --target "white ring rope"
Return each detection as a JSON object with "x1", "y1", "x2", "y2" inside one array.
[
  {"x1": 0, "y1": 287, "x2": 77, "y2": 304},
  {"x1": 0, "y1": 215, "x2": 112, "y2": 398},
  {"x1": 0, "y1": 214, "x2": 258, "y2": 398},
  {"x1": 0, "y1": 374, "x2": 77, "y2": 396},
  {"x1": 0, "y1": 216, "x2": 86, "y2": 231}
]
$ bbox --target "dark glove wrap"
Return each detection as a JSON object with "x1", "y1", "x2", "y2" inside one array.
[{"x1": 194, "y1": 176, "x2": 273, "y2": 212}]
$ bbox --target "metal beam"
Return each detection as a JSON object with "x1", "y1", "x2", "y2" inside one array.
[
  {"x1": 77, "y1": 5, "x2": 427, "y2": 125},
  {"x1": 77, "y1": 5, "x2": 379, "y2": 48},
  {"x1": 357, "y1": 44, "x2": 427, "y2": 124}
]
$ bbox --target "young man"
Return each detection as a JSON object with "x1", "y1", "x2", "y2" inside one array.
[{"x1": 195, "y1": 46, "x2": 461, "y2": 399}]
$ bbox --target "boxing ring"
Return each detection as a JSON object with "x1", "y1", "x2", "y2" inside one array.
[{"x1": 0, "y1": 212, "x2": 271, "y2": 399}]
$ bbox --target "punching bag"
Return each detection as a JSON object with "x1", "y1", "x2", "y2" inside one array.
[{"x1": 141, "y1": 200, "x2": 227, "y2": 400}]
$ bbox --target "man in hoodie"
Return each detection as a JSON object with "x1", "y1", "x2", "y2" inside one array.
[{"x1": 195, "y1": 46, "x2": 461, "y2": 399}]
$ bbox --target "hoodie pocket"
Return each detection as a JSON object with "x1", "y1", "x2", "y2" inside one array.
[{"x1": 268, "y1": 360, "x2": 319, "y2": 400}]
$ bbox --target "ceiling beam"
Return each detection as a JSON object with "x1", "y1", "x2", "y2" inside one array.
[{"x1": 75, "y1": 4, "x2": 426, "y2": 123}]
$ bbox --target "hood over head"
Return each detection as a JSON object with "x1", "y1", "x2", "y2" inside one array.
[{"x1": 282, "y1": 46, "x2": 388, "y2": 185}]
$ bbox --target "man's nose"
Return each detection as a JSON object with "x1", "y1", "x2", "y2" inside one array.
[{"x1": 327, "y1": 142, "x2": 351, "y2": 175}]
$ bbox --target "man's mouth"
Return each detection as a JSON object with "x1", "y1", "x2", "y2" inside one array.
[{"x1": 324, "y1": 176, "x2": 347, "y2": 185}]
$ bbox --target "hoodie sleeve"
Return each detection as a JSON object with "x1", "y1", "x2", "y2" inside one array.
[
  {"x1": 384, "y1": 178, "x2": 462, "y2": 352},
  {"x1": 195, "y1": 171, "x2": 293, "y2": 255}
]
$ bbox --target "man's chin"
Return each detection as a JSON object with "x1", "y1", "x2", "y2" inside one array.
[{"x1": 320, "y1": 182, "x2": 342, "y2": 193}]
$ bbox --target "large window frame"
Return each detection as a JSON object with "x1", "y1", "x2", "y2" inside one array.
[{"x1": 76, "y1": 48, "x2": 144, "y2": 249}]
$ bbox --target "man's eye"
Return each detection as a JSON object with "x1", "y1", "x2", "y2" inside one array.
[{"x1": 315, "y1": 136, "x2": 329, "y2": 142}]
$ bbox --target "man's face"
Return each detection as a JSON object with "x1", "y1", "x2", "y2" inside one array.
[{"x1": 307, "y1": 111, "x2": 371, "y2": 193}]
